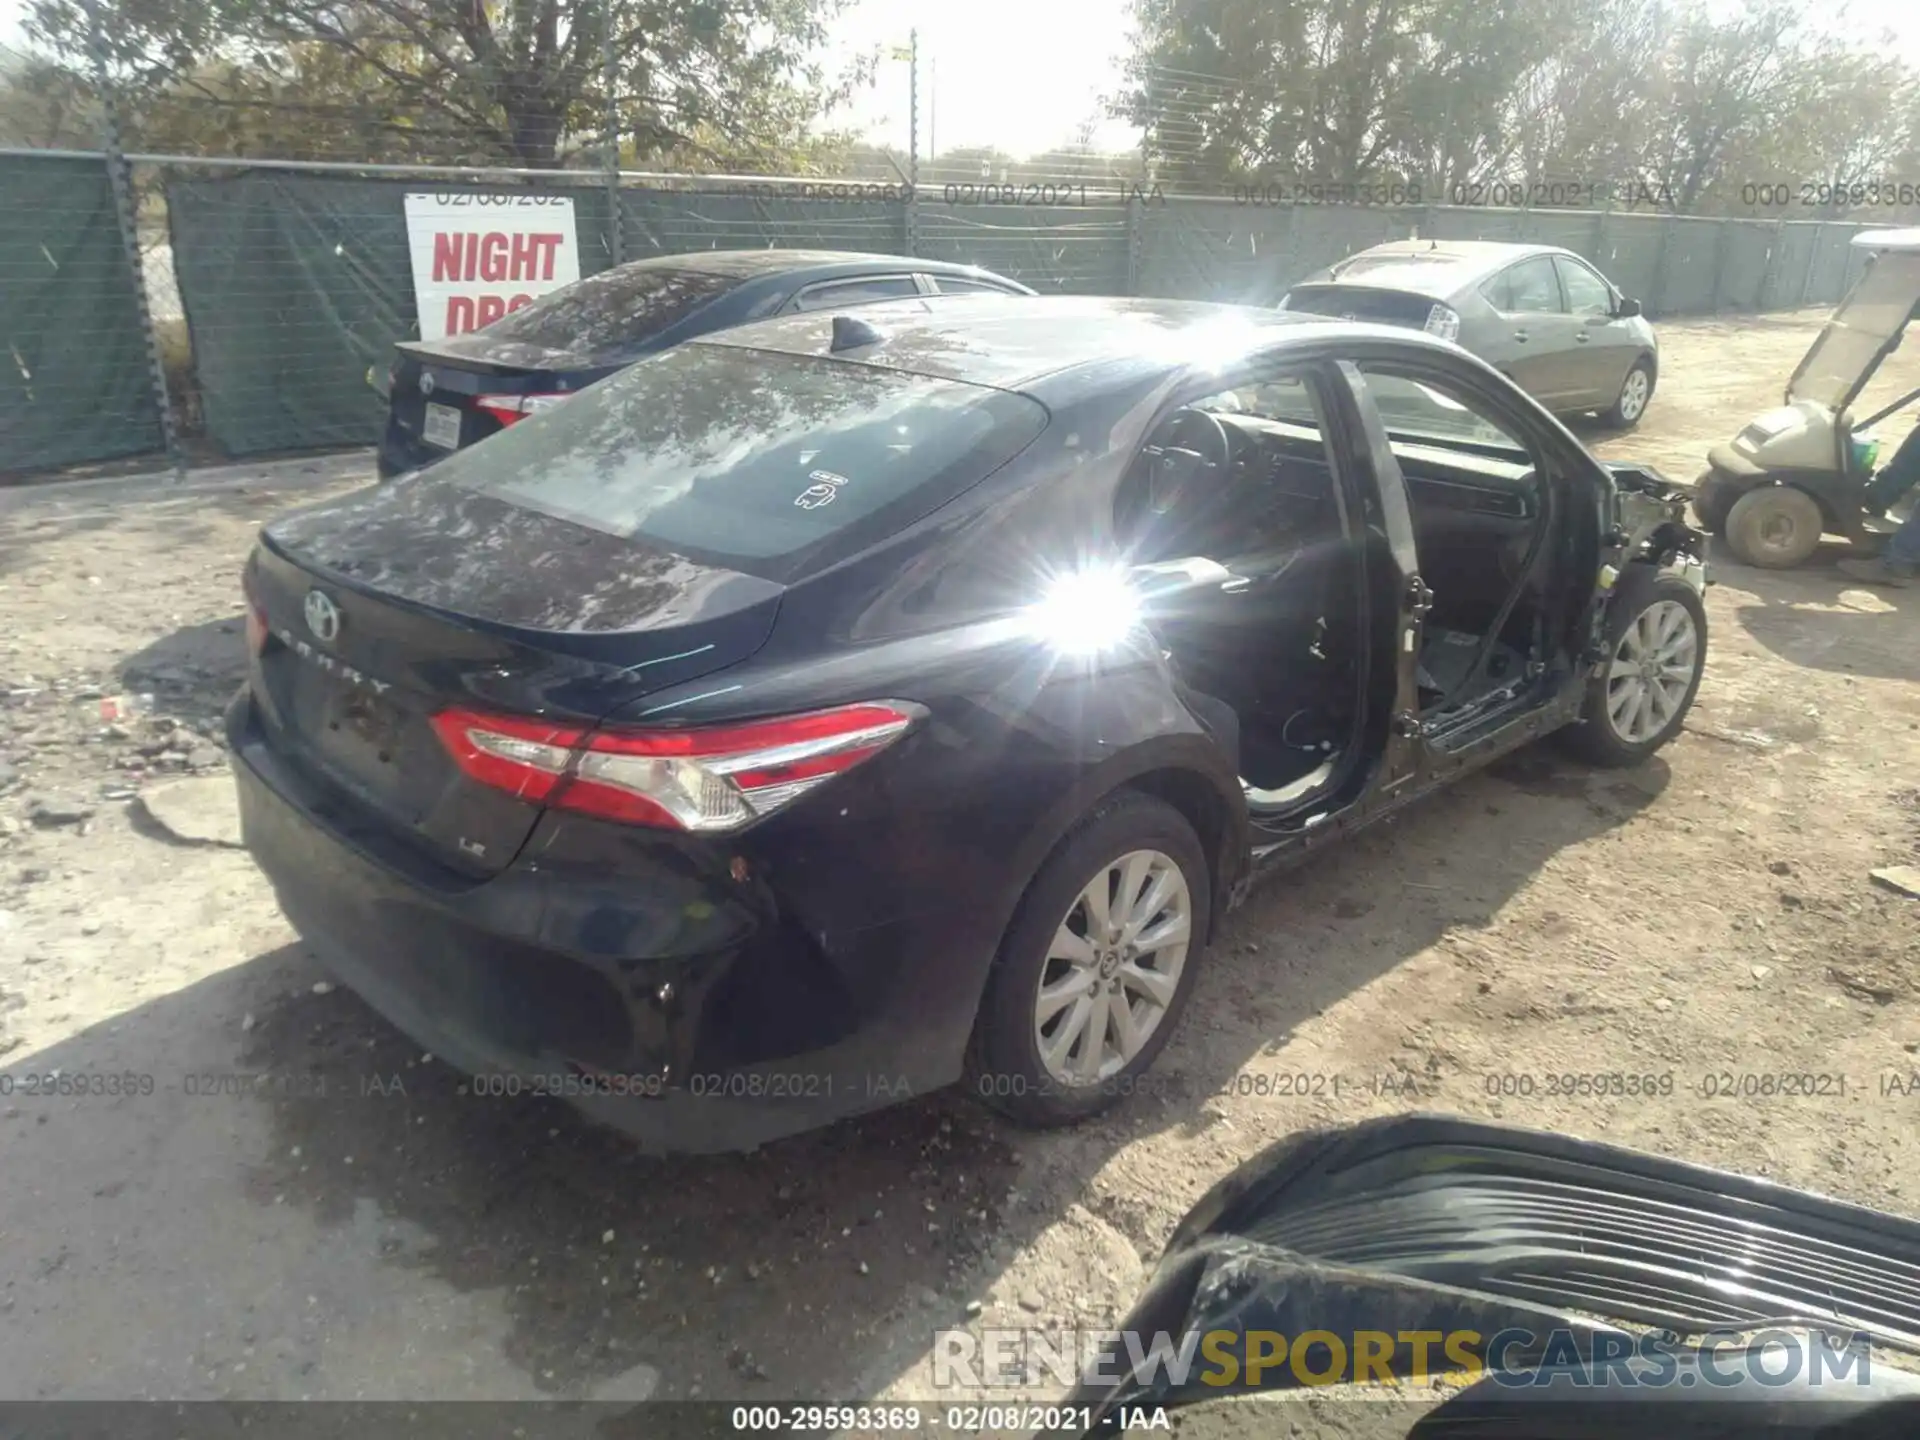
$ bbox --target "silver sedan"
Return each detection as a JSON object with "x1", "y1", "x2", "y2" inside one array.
[{"x1": 1281, "y1": 240, "x2": 1660, "y2": 428}]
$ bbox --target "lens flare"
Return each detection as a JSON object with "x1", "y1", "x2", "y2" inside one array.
[{"x1": 1026, "y1": 567, "x2": 1143, "y2": 654}]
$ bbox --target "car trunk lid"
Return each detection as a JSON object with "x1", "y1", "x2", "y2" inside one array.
[
  {"x1": 388, "y1": 340, "x2": 613, "y2": 460},
  {"x1": 1282, "y1": 283, "x2": 1447, "y2": 329},
  {"x1": 248, "y1": 481, "x2": 783, "y2": 877}
]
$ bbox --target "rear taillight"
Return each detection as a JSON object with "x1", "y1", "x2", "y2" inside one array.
[
  {"x1": 430, "y1": 702, "x2": 919, "y2": 832},
  {"x1": 474, "y1": 393, "x2": 568, "y2": 427}
]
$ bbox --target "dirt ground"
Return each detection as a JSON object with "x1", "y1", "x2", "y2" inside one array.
[{"x1": 4, "y1": 311, "x2": 1920, "y2": 1425}]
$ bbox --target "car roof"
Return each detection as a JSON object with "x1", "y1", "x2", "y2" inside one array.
[
  {"x1": 1851, "y1": 227, "x2": 1920, "y2": 253},
  {"x1": 612, "y1": 248, "x2": 1021, "y2": 284},
  {"x1": 693, "y1": 293, "x2": 1460, "y2": 396},
  {"x1": 1313, "y1": 240, "x2": 1574, "y2": 297}
]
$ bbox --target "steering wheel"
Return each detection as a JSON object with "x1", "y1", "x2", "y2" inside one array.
[{"x1": 1142, "y1": 407, "x2": 1234, "y2": 513}]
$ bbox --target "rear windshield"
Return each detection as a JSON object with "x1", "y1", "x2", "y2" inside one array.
[
  {"x1": 437, "y1": 265, "x2": 741, "y2": 365},
  {"x1": 425, "y1": 342, "x2": 1049, "y2": 581},
  {"x1": 1282, "y1": 284, "x2": 1435, "y2": 326}
]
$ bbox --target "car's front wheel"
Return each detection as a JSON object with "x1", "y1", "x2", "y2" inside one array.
[
  {"x1": 967, "y1": 790, "x2": 1210, "y2": 1128},
  {"x1": 1559, "y1": 567, "x2": 1707, "y2": 767}
]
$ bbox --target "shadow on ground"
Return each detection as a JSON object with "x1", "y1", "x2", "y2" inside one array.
[
  {"x1": 1720, "y1": 541, "x2": 1920, "y2": 685},
  {"x1": 0, "y1": 734, "x2": 1664, "y2": 1406}
]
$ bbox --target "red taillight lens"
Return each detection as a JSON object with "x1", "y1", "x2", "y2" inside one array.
[
  {"x1": 474, "y1": 393, "x2": 567, "y2": 428},
  {"x1": 430, "y1": 702, "x2": 918, "y2": 831}
]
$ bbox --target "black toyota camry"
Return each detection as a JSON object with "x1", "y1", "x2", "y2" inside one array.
[
  {"x1": 230, "y1": 295, "x2": 1710, "y2": 1152},
  {"x1": 374, "y1": 248, "x2": 1033, "y2": 478}
]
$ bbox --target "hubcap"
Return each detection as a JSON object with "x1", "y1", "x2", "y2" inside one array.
[
  {"x1": 1605, "y1": 599, "x2": 1698, "y2": 744},
  {"x1": 1758, "y1": 510, "x2": 1801, "y2": 550},
  {"x1": 1033, "y1": 848, "x2": 1192, "y2": 1085},
  {"x1": 1619, "y1": 368, "x2": 1649, "y2": 420}
]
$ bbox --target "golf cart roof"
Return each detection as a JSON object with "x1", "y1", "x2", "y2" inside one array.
[
  {"x1": 1787, "y1": 239, "x2": 1920, "y2": 410},
  {"x1": 1851, "y1": 228, "x2": 1920, "y2": 253}
]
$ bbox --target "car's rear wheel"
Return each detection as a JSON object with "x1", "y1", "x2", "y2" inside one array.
[
  {"x1": 1723, "y1": 484, "x2": 1825, "y2": 568},
  {"x1": 1559, "y1": 567, "x2": 1707, "y2": 767},
  {"x1": 1599, "y1": 356, "x2": 1655, "y2": 429},
  {"x1": 967, "y1": 791, "x2": 1210, "y2": 1128}
]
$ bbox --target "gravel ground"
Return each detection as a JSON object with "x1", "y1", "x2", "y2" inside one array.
[{"x1": 3, "y1": 313, "x2": 1920, "y2": 1421}]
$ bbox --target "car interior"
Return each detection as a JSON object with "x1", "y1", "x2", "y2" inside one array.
[
  {"x1": 1117, "y1": 367, "x2": 1549, "y2": 812},
  {"x1": 1358, "y1": 366, "x2": 1550, "y2": 725}
]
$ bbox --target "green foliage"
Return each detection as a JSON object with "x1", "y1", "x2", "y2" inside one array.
[
  {"x1": 1115, "y1": 0, "x2": 1920, "y2": 215},
  {"x1": 18, "y1": 0, "x2": 862, "y2": 169}
]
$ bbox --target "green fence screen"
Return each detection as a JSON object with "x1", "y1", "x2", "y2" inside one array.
[{"x1": 0, "y1": 153, "x2": 161, "y2": 475}]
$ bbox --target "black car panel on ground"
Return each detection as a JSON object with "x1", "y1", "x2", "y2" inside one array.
[
  {"x1": 235, "y1": 296, "x2": 1709, "y2": 1152},
  {"x1": 375, "y1": 249, "x2": 1035, "y2": 477}
]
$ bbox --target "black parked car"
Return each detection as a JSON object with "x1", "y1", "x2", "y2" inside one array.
[
  {"x1": 232, "y1": 296, "x2": 1709, "y2": 1153},
  {"x1": 374, "y1": 248, "x2": 1034, "y2": 477}
]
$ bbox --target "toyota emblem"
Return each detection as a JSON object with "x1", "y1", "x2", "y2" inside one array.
[
  {"x1": 419, "y1": 371, "x2": 435, "y2": 396},
  {"x1": 304, "y1": 589, "x2": 342, "y2": 644}
]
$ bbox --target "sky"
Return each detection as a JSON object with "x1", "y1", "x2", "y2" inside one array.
[{"x1": 4, "y1": 0, "x2": 1919, "y2": 160}]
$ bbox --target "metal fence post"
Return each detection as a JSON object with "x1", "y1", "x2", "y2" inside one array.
[
  {"x1": 601, "y1": 14, "x2": 624, "y2": 267},
  {"x1": 1798, "y1": 222, "x2": 1823, "y2": 306},
  {"x1": 1124, "y1": 191, "x2": 1141, "y2": 296},
  {"x1": 84, "y1": 0, "x2": 185, "y2": 481},
  {"x1": 1708, "y1": 218, "x2": 1729, "y2": 314},
  {"x1": 904, "y1": 29, "x2": 919, "y2": 256},
  {"x1": 1758, "y1": 215, "x2": 1787, "y2": 309},
  {"x1": 1648, "y1": 214, "x2": 1674, "y2": 317}
]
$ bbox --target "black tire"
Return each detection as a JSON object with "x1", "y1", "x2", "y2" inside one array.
[
  {"x1": 1598, "y1": 355, "x2": 1656, "y2": 429},
  {"x1": 1558, "y1": 566, "x2": 1708, "y2": 767},
  {"x1": 1724, "y1": 483, "x2": 1825, "y2": 568},
  {"x1": 965, "y1": 790, "x2": 1211, "y2": 1128},
  {"x1": 1691, "y1": 472, "x2": 1737, "y2": 534}
]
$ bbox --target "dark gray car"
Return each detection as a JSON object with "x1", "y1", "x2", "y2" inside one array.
[{"x1": 1280, "y1": 240, "x2": 1659, "y2": 428}]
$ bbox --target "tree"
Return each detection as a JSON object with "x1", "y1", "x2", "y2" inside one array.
[
  {"x1": 1113, "y1": 0, "x2": 1575, "y2": 190},
  {"x1": 0, "y1": 45, "x2": 102, "y2": 148},
  {"x1": 23, "y1": 0, "x2": 863, "y2": 169},
  {"x1": 1635, "y1": 0, "x2": 1814, "y2": 213}
]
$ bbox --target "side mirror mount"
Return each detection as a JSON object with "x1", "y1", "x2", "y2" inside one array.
[{"x1": 1615, "y1": 296, "x2": 1642, "y2": 319}]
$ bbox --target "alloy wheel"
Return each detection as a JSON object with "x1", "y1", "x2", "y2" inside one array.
[
  {"x1": 1618, "y1": 367, "x2": 1650, "y2": 422},
  {"x1": 1605, "y1": 598, "x2": 1699, "y2": 743},
  {"x1": 1033, "y1": 848, "x2": 1193, "y2": 1084}
]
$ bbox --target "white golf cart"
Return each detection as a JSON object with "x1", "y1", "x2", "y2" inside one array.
[{"x1": 1692, "y1": 227, "x2": 1920, "y2": 568}]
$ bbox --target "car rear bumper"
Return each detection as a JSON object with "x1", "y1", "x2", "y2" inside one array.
[
  {"x1": 376, "y1": 419, "x2": 451, "y2": 479},
  {"x1": 225, "y1": 687, "x2": 976, "y2": 1152}
]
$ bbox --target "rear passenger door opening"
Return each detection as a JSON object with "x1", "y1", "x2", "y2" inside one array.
[
  {"x1": 1114, "y1": 366, "x2": 1378, "y2": 817},
  {"x1": 1349, "y1": 363, "x2": 1564, "y2": 745}
]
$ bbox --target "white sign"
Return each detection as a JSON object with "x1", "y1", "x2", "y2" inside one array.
[{"x1": 403, "y1": 192, "x2": 581, "y2": 342}]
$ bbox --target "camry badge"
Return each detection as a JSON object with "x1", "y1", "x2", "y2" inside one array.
[{"x1": 304, "y1": 589, "x2": 341, "y2": 644}]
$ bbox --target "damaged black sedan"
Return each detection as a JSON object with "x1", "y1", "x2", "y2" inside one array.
[{"x1": 227, "y1": 296, "x2": 1709, "y2": 1152}]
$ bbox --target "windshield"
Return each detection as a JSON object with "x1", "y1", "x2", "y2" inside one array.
[
  {"x1": 424, "y1": 342, "x2": 1049, "y2": 581},
  {"x1": 1786, "y1": 250, "x2": 1920, "y2": 410}
]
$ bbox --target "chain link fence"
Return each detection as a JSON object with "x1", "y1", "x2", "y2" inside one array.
[{"x1": 0, "y1": 146, "x2": 1882, "y2": 478}]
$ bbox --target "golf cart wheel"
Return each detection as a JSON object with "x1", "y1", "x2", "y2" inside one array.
[
  {"x1": 1724, "y1": 484, "x2": 1825, "y2": 568},
  {"x1": 1559, "y1": 565, "x2": 1707, "y2": 767},
  {"x1": 965, "y1": 790, "x2": 1210, "y2": 1129},
  {"x1": 1600, "y1": 356, "x2": 1655, "y2": 429}
]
